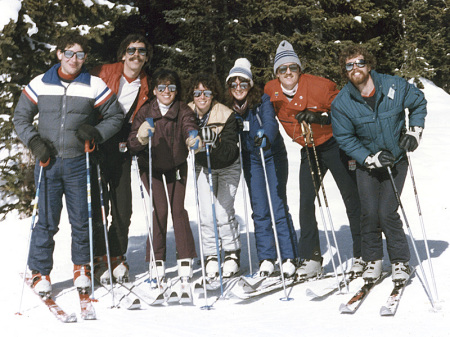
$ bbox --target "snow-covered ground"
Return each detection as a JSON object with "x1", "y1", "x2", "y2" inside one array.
[{"x1": 0, "y1": 79, "x2": 448, "y2": 336}]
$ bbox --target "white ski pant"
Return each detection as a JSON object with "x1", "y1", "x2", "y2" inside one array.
[{"x1": 195, "y1": 159, "x2": 241, "y2": 256}]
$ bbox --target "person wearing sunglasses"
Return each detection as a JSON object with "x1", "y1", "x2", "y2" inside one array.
[
  {"x1": 331, "y1": 45, "x2": 427, "y2": 284},
  {"x1": 226, "y1": 58, "x2": 298, "y2": 278},
  {"x1": 13, "y1": 33, "x2": 123, "y2": 296},
  {"x1": 88, "y1": 34, "x2": 152, "y2": 284},
  {"x1": 185, "y1": 73, "x2": 241, "y2": 278},
  {"x1": 128, "y1": 68, "x2": 201, "y2": 282},
  {"x1": 264, "y1": 40, "x2": 362, "y2": 281}
]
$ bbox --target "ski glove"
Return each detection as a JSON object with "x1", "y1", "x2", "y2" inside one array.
[
  {"x1": 186, "y1": 135, "x2": 202, "y2": 154},
  {"x1": 254, "y1": 134, "x2": 271, "y2": 151},
  {"x1": 201, "y1": 126, "x2": 217, "y2": 146},
  {"x1": 295, "y1": 110, "x2": 330, "y2": 125},
  {"x1": 137, "y1": 121, "x2": 155, "y2": 145},
  {"x1": 76, "y1": 124, "x2": 102, "y2": 143},
  {"x1": 28, "y1": 135, "x2": 55, "y2": 163},
  {"x1": 364, "y1": 150, "x2": 396, "y2": 169},
  {"x1": 399, "y1": 126, "x2": 423, "y2": 152},
  {"x1": 235, "y1": 115, "x2": 244, "y2": 132}
]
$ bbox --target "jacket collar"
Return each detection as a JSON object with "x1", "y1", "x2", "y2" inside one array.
[
  {"x1": 43, "y1": 64, "x2": 91, "y2": 86},
  {"x1": 345, "y1": 70, "x2": 384, "y2": 103}
]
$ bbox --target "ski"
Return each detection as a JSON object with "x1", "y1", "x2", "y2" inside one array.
[
  {"x1": 306, "y1": 274, "x2": 359, "y2": 300},
  {"x1": 339, "y1": 272, "x2": 390, "y2": 314},
  {"x1": 94, "y1": 277, "x2": 141, "y2": 310},
  {"x1": 178, "y1": 277, "x2": 193, "y2": 304},
  {"x1": 23, "y1": 276, "x2": 77, "y2": 323},
  {"x1": 380, "y1": 267, "x2": 416, "y2": 316},
  {"x1": 78, "y1": 290, "x2": 97, "y2": 320},
  {"x1": 119, "y1": 276, "x2": 170, "y2": 306}
]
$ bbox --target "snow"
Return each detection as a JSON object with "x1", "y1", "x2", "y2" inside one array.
[
  {"x1": 0, "y1": 0, "x2": 21, "y2": 31},
  {"x1": 1, "y1": 80, "x2": 449, "y2": 336}
]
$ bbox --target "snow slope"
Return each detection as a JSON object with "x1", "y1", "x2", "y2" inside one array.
[{"x1": 0, "y1": 79, "x2": 448, "y2": 337}]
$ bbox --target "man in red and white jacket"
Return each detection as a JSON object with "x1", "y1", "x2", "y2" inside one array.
[{"x1": 264, "y1": 40, "x2": 362, "y2": 280}]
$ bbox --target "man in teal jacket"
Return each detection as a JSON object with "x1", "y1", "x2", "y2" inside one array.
[{"x1": 331, "y1": 45, "x2": 427, "y2": 285}]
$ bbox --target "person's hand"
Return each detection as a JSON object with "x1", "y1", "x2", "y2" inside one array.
[
  {"x1": 201, "y1": 126, "x2": 217, "y2": 145},
  {"x1": 399, "y1": 126, "x2": 423, "y2": 152},
  {"x1": 235, "y1": 115, "x2": 244, "y2": 132},
  {"x1": 295, "y1": 110, "x2": 329, "y2": 125},
  {"x1": 254, "y1": 131, "x2": 271, "y2": 151},
  {"x1": 186, "y1": 135, "x2": 202, "y2": 154},
  {"x1": 28, "y1": 135, "x2": 54, "y2": 163},
  {"x1": 137, "y1": 121, "x2": 155, "y2": 145},
  {"x1": 364, "y1": 150, "x2": 396, "y2": 169},
  {"x1": 76, "y1": 124, "x2": 102, "y2": 143}
]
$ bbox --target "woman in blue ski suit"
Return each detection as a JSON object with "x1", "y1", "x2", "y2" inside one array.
[{"x1": 226, "y1": 58, "x2": 298, "y2": 277}]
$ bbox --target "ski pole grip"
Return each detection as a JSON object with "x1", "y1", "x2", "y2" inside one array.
[
  {"x1": 39, "y1": 158, "x2": 50, "y2": 167},
  {"x1": 146, "y1": 118, "x2": 154, "y2": 137},
  {"x1": 256, "y1": 129, "x2": 266, "y2": 149},
  {"x1": 85, "y1": 139, "x2": 95, "y2": 153},
  {"x1": 189, "y1": 130, "x2": 199, "y2": 150}
]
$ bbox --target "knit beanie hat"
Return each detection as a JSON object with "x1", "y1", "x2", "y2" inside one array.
[
  {"x1": 226, "y1": 58, "x2": 254, "y2": 87},
  {"x1": 273, "y1": 40, "x2": 302, "y2": 74}
]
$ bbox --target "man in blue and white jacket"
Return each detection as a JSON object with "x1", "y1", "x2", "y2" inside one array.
[
  {"x1": 331, "y1": 45, "x2": 427, "y2": 285},
  {"x1": 14, "y1": 33, "x2": 123, "y2": 296}
]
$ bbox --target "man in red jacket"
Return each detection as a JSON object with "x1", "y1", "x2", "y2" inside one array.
[
  {"x1": 90, "y1": 34, "x2": 152, "y2": 284},
  {"x1": 264, "y1": 40, "x2": 362, "y2": 280}
]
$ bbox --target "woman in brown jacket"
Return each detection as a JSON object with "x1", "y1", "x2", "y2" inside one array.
[{"x1": 128, "y1": 68, "x2": 201, "y2": 282}]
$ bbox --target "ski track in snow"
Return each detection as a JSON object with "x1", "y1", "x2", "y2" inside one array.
[{"x1": 1, "y1": 79, "x2": 449, "y2": 336}]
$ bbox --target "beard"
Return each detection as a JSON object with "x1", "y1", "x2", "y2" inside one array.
[{"x1": 348, "y1": 69, "x2": 370, "y2": 86}]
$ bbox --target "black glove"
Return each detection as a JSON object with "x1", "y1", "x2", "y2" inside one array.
[
  {"x1": 76, "y1": 124, "x2": 102, "y2": 143},
  {"x1": 254, "y1": 134, "x2": 271, "y2": 151},
  {"x1": 399, "y1": 127, "x2": 422, "y2": 152},
  {"x1": 28, "y1": 136, "x2": 55, "y2": 163},
  {"x1": 235, "y1": 115, "x2": 244, "y2": 132},
  {"x1": 364, "y1": 150, "x2": 396, "y2": 169},
  {"x1": 295, "y1": 110, "x2": 329, "y2": 125}
]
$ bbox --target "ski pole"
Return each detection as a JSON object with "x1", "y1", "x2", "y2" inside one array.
[
  {"x1": 17, "y1": 158, "x2": 49, "y2": 315},
  {"x1": 257, "y1": 130, "x2": 292, "y2": 301},
  {"x1": 188, "y1": 130, "x2": 211, "y2": 309},
  {"x1": 205, "y1": 142, "x2": 224, "y2": 297},
  {"x1": 238, "y1": 133, "x2": 253, "y2": 275},
  {"x1": 406, "y1": 152, "x2": 439, "y2": 303},
  {"x1": 386, "y1": 166, "x2": 436, "y2": 310},
  {"x1": 85, "y1": 140, "x2": 96, "y2": 299},
  {"x1": 307, "y1": 124, "x2": 347, "y2": 291},
  {"x1": 95, "y1": 154, "x2": 115, "y2": 307}
]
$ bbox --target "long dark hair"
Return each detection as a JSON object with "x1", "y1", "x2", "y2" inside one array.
[
  {"x1": 151, "y1": 68, "x2": 182, "y2": 101},
  {"x1": 225, "y1": 76, "x2": 263, "y2": 109}
]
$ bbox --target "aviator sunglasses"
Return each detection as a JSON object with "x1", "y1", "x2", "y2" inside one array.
[
  {"x1": 278, "y1": 64, "x2": 300, "y2": 74},
  {"x1": 345, "y1": 59, "x2": 366, "y2": 72},
  {"x1": 157, "y1": 84, "x2": 177, "y2": 92},
  {"x1": 230, "y1": 82, "x2": 250, "y2": 90},
  {"x1": 193, "y1": 90, "x2": 213, "y2": 98},
  {"x1": 63, "y1": 50, "x2": 86, "y2": 60},
  {"x1": 126, "y1": 47, "x2": 148, "y2": 56}
]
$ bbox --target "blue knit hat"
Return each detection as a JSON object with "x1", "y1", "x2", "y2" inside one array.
[
  {"x1": 273, "y1": 40, "x2": 302, "y2": 74},
  {"x1": 226, "y1": 58, "x2": 254, "y2": 87}
]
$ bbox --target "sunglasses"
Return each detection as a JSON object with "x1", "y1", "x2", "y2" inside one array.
[
  {"x1": 157, "y1": 84, "x2": 177, "y2": 92},
  {"x1": 230, "y1": 82, "x2": 250, "y2": 90},
  {"x1": 63, "y1": 50, "x2": 86, "y2": 60},
  {"x1": 193, "y1": 90, "x2": 213, "y2": 98},
  {"x1": 345, "y1": 59, "x2": 366, "y2": 72},
  {"x1": 278, "y1": 64, "x2": 300, "y2": 74},
  {"x1": 126, "y1": 47, "x2": 148, "y2": 56}
]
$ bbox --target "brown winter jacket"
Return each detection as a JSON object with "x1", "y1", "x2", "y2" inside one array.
[{"x1": 127, "y1": 98, "x2": 199, "y2": 173}]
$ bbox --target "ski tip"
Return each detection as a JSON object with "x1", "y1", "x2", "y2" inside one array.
[
  {"x1": 380, "y1": 306, "x2": 393, "y2": 316},
  {"x1": 305, "y1": 288, "x2": 317, "y2": 298},
  {"x1": 339, "y1": 303, "x2": 353, "y2": 314},
  {"x1": 65, "y1": 313, "x2": 78, "y2": 323}
]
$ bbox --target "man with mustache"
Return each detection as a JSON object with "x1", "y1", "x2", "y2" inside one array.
[{"x1": 90, "y1": 34, "x2": 152, "y2": 284}]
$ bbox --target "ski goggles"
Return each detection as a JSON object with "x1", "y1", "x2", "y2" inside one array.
[
  {"x1": 230, "y1": 82, "x2": 250, "y2": 90},
  {"x1": 193, "y1": 90, "x2": 213, "y2": 98},
  {"x1": 345, "y1": 59, "x2": 366, "y2": 71},
  {"x1": 277, "y1": 64, "x2": 300, "y2": 74},
  {"x1": 126, "y1": 47, "x2": 148, "y2": 56},
  {"x1": 63, "y1": 50, "x2": 86, "y2": 60},
  {"x1": 157, "y1": 84, "x2": 177, "y2": 92}
]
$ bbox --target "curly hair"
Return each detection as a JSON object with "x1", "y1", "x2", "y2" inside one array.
[
  {"x1": 185, "y1": 72, "x2": 223, "y2": 103},
  {"x1": 339, "y1": 45, "x2": 376, "y2": 79},
  {"x1": 56, "y1": 33, "x2": 89, "y2": 54},
  {"x1": 116, "y1": 33, "x2": 153, "y2": 63},
  {"x1": 225, "y1": 76, "x2": 263, "y2": 109},
  {"x1": 151, "y1": 68, "x2": 182, "y2": 101}
]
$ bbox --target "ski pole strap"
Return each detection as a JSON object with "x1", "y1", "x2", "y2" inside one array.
[
  {"x1": 188, "y1": 129, "x2": 199, "y2": 150},
  {"x1": 39, "y1": 157, "x2": 50, "y2": 167},
  {"x1": 146, "y1": 117, "x2": 154, "y2": 137},
  {"x1": 84, "y1": 139, "x2": 95, "y2": 153}
]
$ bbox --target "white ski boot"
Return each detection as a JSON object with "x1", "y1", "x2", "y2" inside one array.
[
  {"x1": 281, "y1": 259, "x2": 296, "y2": 278},
  {"x1": 392, "y1": 261, "x2": 411, "y2": 284},
  {"x1": 362, "y1": 260, "x2": 382, "y2": 282},
  {"x1": 223, "y1": 250, "x2": 240, "y2": 278},
  {"x1": 205, "y1": 255, "x2": 219, "y2": 278},
  {"x1": 74, "y1": 264, "x2": 91, "y2": 293},
  {"x1": 296, "y1": 259, "x2": 322, "y2": 280},
  {"x1": 258, "y1": 259, "x2": 275, "y2": 277},
  {"x1": 31, "y1": 272, "x2": 52, "y2": 295},
  {"x1": 150, "y1": 260, "x2": 165, "y2": 285},
  {"x1": 99, "y1": 256, "x2": 129, "y2": 284},
  {"x1": 178, "y1": 258, "x2": 193, "y2": 279},
  {"x1": 348, "y1": 257, "x2": 366, "y2": 277}
]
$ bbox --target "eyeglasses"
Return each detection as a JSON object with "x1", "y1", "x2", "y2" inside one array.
[
  {"x1": 278, "y1": 64, "x2": 300, "y2": 74},
  {"x1": 157, "y1": 84, "x2": 177, "y2": 92},
  {"x1": 126, "y1": 47, "x2": 148, "y2": 56},
  {"x1": 193, "y1": 90, "x2": 213, "y2": 98},
  {"x1": 345, "y1": 59, "x2": 366, "y2": 72},
  {"x1": 63, "y1": 50, "x2": 86, "y2": 60},
  {"x1": 230, "y1": 82, "x2": 250, "y2": 90}
]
